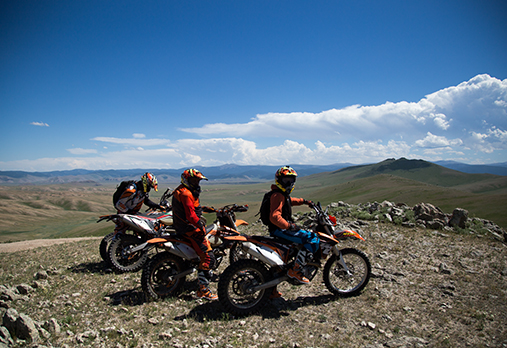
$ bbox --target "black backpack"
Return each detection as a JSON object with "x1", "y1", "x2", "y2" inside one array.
[
  {"x1": 112, "y1": 180, "x2": 135, "y2": 206},
  {"x1": 259, "y1": 190, "x2": 275, "y2": 226}
]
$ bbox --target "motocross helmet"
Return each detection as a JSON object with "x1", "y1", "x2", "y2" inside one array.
[
  {"x1": 142, "y1": 172, "x2": 158, "y2": 192},
  {"x1": 275, "y1": 166, "x2": 297, "y2": 193},
  {"x1": 181, "y1": 168, "x2": 208, "y2": 191}
]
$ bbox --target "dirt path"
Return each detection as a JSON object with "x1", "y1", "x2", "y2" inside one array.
[{"x1": 0, "y1": 237, "x2": 101, "y2": 253}]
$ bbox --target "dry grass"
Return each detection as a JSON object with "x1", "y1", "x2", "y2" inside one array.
[{"x1": 1, "y1": 218, "x2": 506, "y2": 347}]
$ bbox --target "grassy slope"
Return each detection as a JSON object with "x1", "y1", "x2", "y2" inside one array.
[{"x1": 1, "y1": 159, "x2": 506, "y2": 243}]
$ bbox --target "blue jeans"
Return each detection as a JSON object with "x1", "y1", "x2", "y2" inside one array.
[{"x1": 271, "y1": 228, "x2": 320, "y2": 254}]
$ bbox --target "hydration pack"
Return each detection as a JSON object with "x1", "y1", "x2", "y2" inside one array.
[
  {"x1": 112, "y1": 180, "x2": 135, "y2": 206},
  {"x1": 258, "y1": 190, "x2": 275, "y2": 226}
]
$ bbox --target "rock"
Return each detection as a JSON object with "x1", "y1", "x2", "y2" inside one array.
[
  {"x1": 43, "y1": 318, "x2": 61, "y2": 335},
  {"x1": 2, "y1": 308, "x2": 18, "y2": 335},
  {"x1": 0, "y1": 326, "x2": 13, "y2": 346},
  {"x1": 16, "y1": 284, "x2": 33, "y2": 295},
  {"x1": 34, "y1": 271, "x2": 48, "y2": 280},
  {"x1": 0, "y1": 288, "x2": 19, "y2": 302},
  {"x1": 449, "y1": 208, "x2": 468, "y2": 229},
  {"x1": 16, "y1": 313, "x2": 40, "y2": 343},
  {"x1": 413, "y1": 203, "x2": 447, "y2": 222}
]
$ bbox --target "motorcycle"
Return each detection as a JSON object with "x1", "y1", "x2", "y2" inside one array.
[
  {"x1": 218, "y1": 202, "x2": 371, "y2": 316},
  {"x1": 97, "y1": 187, "x2": 174, "y2": 272},
  {"x1": 141, "y1": 204, "x2": 249, "y2": 301}
]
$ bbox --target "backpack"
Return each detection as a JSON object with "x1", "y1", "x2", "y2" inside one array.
[
  {"x1": 258, "y1": 190, "x2": 275, "y2": 226},
  {"x1": 112, "y1": 180, "x2": 135, "y2": 206}
]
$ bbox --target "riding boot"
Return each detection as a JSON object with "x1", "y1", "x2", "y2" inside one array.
[
  {"x1": 196, "y1": 270, "x2": 218, "y2": 300},
  {"x1": 287, "y1": 249, "x2": 310, "y2": 284}
]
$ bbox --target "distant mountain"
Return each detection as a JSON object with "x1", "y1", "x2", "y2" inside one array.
[
  {"x1": 0, "y1": 163, "x2": 354, "y2": 185},
  {"x1": 434, "y1": 160, "x2": 507, "y2": 176}
]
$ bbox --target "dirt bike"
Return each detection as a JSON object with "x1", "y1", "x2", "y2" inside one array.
[
  {"x1": 218, "y1": 202, "x2": 371, "y2": 316},
  {"x1": 141, "y1": 204, "x2": 249, "y2": 301},
  {"x1": 97, "y1": 187, "x2": 174, "y2": 272}
]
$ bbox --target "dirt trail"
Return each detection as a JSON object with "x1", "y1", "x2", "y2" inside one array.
[{"x1": 0, "y1": 237, "x2": 101, "y2": 253}]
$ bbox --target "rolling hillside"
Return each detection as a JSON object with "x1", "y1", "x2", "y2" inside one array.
[{"x1": 0, "y1": 158, "x2": 506, "y2": 243}]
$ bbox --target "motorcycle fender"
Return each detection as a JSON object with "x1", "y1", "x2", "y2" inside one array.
[
  {"x1": 334, "y1": 229, "x2": 365, "y2": 241},
  {"x1": 163, "y1": 241, "x2": 199, "y2": 260},
  {"x1": 242, "y1": 242, "x2": 284, "y2": 267},
  {"x1": 235, "y1": 219, "x2": 248, "y2": 226}
]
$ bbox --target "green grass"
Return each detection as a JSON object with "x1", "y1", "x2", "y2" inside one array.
[{"x1": 1, "y1": 159, "x2": 506, "y2": 243}]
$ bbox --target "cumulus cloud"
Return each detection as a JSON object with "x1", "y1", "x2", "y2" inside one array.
[
  {"x1": 414, "y1": 132, "x2": 463, "y2": 148},
  {"x1": 30, "y1": 122, "x2": 49, "y2": 127},
  {"x1": 2, "y1": 74, "x2": 506, "y2": 171},
  {"x1": 181, "y1": 74, "x2": 506, "y2": 148}
]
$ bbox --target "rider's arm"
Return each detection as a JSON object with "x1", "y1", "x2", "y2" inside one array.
[
  {"x1": 269, "y1": 192, "x2": 290, "y2": 230},
  {"x1": 290, "y1": 197, "x2": 305, "y2": 206},
  {"x1": 143, "y1": 196, "x2": 160, "y2": 210}
]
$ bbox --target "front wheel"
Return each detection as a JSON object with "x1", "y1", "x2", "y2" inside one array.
[
  {"x1": 218, "y1": 259, "x2": 271, "y2": 316},
  {"x1": 141, "y1": 252, "x2": 186, "y2": 301},
  {"x1": 108, "y1": 234, "x2": 149, "y2": 273},
  {"x1": 323, "y1": 248, "x2": 371, "y2": 297}
]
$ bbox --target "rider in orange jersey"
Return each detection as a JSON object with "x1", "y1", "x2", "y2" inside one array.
[{"x1": 172, "y1": 168, "x2": 217, "y2": 300}]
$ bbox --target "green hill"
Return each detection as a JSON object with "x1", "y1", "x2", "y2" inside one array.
[{"x1": 1, "y1": 158, "x2": 505, "y2": 243}]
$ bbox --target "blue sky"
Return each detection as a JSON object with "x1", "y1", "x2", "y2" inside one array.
[{"x1": 1, "y1": 0, "x2": 506, "y2": 172}]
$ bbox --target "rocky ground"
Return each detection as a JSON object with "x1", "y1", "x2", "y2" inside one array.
[{"x1": 0, "y1": 202, "x2": 506, "y2": 348}]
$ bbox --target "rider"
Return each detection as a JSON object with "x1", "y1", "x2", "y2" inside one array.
[
  {"x1": 265, "y1": 166, "x2": 319, "y2": 285},
  {"x1": 115, "y1": 172, "x2": 163, "y2": 214},
  {"x1": 172, "y1": 168, "x2": 217, "y2": 300}
]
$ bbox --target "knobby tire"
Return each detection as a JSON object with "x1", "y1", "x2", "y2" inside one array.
[
  {"x1": 141, "y1": 252, "x2": 186, "y2": 301},
  {"x1": 323, "y1": 248, "x2": 371, "y2": 297},
  {"x1": 108, "y1": 234, "x2": 148, "y2": 273},
  {"x1": 218, "y1": 259, "x2": 272, "y2": 316}
]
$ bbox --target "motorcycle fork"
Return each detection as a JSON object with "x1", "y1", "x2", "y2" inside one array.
[{"x1": 333, "y1": 246, "x2": 351, "y2": 274}]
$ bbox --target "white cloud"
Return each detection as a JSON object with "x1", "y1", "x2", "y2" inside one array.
[
  {"x1": 180, "y1": 74, "x2": 507, "y2": 148},
  {"x1": 92, "y1": 136, "x2": 172, "y2": 147},
  {"x1": 30, "y1": 122, "x2": 49, "y2": 127},
  {"x1": 2, "y1": 74, "x2": 506, "y2": 171},
  {"x1": 67, "y1": 148, "x2": 98, "y2": 155},
  {"x1": 414, "y1": 132, "x2": 463, "y2": 148}
]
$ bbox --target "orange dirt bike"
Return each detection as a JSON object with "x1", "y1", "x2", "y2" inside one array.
[
  {"x1": 218, "y1": 202, "x2": 371, "y2": 316},
  {"x1": 97, "y1": 187, "x2": 174, "y2": 273},
  {"x1": 141, "y1": 204, "x2": 249, "y2": 301}
]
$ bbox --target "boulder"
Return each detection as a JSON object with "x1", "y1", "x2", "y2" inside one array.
[
  {"x1": 16, "y1": 313, "x2": 40, "y2": 343},
  {"x1": 449, "y1": 208, "x2": 468, "y2": 229}
]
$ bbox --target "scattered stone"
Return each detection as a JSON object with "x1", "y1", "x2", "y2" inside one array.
[
  {"x1": 43, "y1": 318, "x2": 61, "y2": 336},
  {"x1": 34, "y1": 271, "x2": 48, "y2": 280},
  {"x1": 16, "y1": 313, "x2": 40, "y2": 343}
]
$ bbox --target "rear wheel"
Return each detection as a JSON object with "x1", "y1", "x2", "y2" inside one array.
[
  {"x1": 99, "y1": 232, "x2": 115, "y2": 264},
  {"x1": 141, "y1": 252, "x2": 186, "y2": 301},
  {"x1": 323, "y1": 248, "x2": 371, "y2": 297},
  {"x1": 108, "y1": 234, "x2": 148, "y2": 273},
  {"x1": 218, "y1": 259, "x2": 271, "y2": 316}
]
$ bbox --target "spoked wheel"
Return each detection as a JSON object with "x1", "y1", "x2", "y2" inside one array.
[
  {"x1": 218, "y1": 259, "x2": 271, "y2": 316},
  {"x1": 99, "y1": 232, "x2": 114, "y2": 264},
  {"x1": 323, "y1": 248, "x2": 371, "y2": 297},
  {"x1": 108, "y1": 234, "x2": 148, "y2": 273},
  {"x1": 141, "y1": 252, "x2": 187, "y2": 301},
  {"x1": 229, "y1": 242, "x2": 252, "y2": 264}
]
